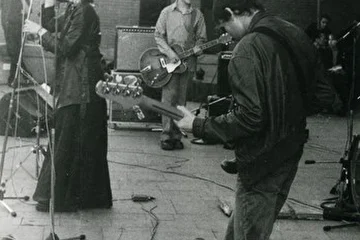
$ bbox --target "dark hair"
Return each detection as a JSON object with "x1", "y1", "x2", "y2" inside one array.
[
  {"x1": 212, "y1": 0, "x2": 265, "y2": 24},
  {"x1": 320, "y1": 14, "x2": 331, "y2": 22}
]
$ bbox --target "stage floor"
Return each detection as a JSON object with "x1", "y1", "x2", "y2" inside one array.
[{"x1": 0, "y1": 84, "x2": 360, "y2": 240}]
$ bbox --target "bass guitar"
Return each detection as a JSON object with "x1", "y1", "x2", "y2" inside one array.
[
  {"x1": 139, "y1": 33, "x2": 232, "y2": 88},
  {"x1": 95, "y1": 80, "x2": 184, "y2": 121}
]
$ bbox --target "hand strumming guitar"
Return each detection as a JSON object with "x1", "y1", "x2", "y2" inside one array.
[
  {"x1": 174, "y1": 106, "x2": 196, "y2": 133},
  {"x1": 166, "y1": 50, "x2": 180, "y2": 64}
]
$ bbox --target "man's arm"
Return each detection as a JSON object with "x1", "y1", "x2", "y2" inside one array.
[
  {"x1": 195, "y1": 10, "x2": 207, "y2": 45},
  {"x1": 193, "y1": 56, "x2": 265, "y2": 143},
  {"x1": 177, "y1": 51, "x2": 266, "y2": 144},
  {"x1": 192, "y1": 9, "x2": 207, "y2": 56},
  {"x1": 154, "y1": 9, "x2": 179, "y2": 62},
  {"x1": 21, "y1": 0, "x2": 29, "y2": 16}
]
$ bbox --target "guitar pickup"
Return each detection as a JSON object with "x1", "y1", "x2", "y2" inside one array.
[
  {"x1": 160, "y1": 58, "x2": 167, "y2": 68},
  {"x1": 133, "y1": 105, "x2": 145, "y2": 120},
  {"x1": 140, "y1": 65, "x2": 152, "y2": 73}
]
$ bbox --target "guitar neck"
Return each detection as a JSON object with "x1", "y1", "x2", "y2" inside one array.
[
  {"x1": 95, "y1": 81, "x2": 184, "y2": 120},
  {"x1": 178, "y1": 38, "x2": 222, "y2": 59},
  {"x1": 140, "y1": 96, "x2": 184, "y2": 121}
]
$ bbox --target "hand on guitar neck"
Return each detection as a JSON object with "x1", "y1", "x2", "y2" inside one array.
[
  {"x1": 192, "y1": 45, "x2": 203, "y2": 56},
  {"x1": 174, "y1": 106, "x2": 196, "y2": 133}
]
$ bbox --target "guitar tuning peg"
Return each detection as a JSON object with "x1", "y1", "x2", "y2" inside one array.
[
  {"x1": 132, "y1": 88, "x2": 142, "y2": 98},
  {"x1": 112, "y1": 84, "x2": 121, "y2": 95},
  {"x1": 104, "y1": 72, "x2": 113, "y2": 82},
  {"x1": 134, "y1": 80, "x2": 141, "y2": 86},
  {"x1": 103, "y1": 82, "x2": 110, "y2": 94},
  {"x1": 123, "y1": 86, "x2": 131, "y2": 96}
]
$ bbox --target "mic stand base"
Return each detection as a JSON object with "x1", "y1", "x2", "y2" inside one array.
[
  {"x1": 0, "y1": 188, "x2": 29, "y2": 217},
  {"x1": 45, "y1": 233, "x2": 86, "y2": 240},
  {"x1": 323, "y1": 222, "x2": 359, "y2": 232},
  {"x1": 0, "y1": 200, "x2": 16, "y2": 217}
]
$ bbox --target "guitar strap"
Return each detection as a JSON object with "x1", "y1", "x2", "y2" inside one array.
[{"x1": 184, "y1": 9, "x2": 197, "y2": 49}]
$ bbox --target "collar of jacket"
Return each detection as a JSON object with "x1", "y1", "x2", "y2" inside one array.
[
  {"x1": 247, "y1": 11, "x2": 273, "y2": 33},
  {"x1": 171, "y1": 1, "x2": 194, "y2": 14}
]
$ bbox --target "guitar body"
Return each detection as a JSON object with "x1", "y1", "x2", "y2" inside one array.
[
  {"x1": 139, "y1": 44, "x2": 187, "y2": 88},
  {"x1": 139, "y1": 33, "x2": 233, "y2": 89}
]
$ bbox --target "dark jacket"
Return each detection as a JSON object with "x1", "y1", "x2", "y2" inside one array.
[
  {"x1": 193, "y1": 12, "x2": 319, "y2": 187},
  {"x1": 41, "y1": 3, "x2": 103, "y2": 109}
]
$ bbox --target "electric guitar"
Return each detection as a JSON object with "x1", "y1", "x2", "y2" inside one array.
[
  {"x1": 139, "y1": 33, "x2": 233, "y2": 88},
  {"x1": 95, "y1": 80, "x2": 184, "y2": 120}
]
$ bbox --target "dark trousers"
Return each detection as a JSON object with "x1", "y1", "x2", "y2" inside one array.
[
  {"x1": 161, "y1": 70, "x2": 194, "y2": 141},
  {"x1": 224, "y1": 149, "x2": 303, "y2": 240},
  {"x1": 33, "y1": 101, "x2": 112, "y2": 211}
]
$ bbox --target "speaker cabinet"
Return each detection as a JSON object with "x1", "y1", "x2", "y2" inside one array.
[
  {"x1": 22, "y1": 44, "x2": 55, "y2": 85},
  {"x1": 108, "y1": 72, "x2": 161, "y2": 128},
  {"x1": 115, "y1": 26, "x2": 157, "y2": 72},
  {"x1": 0, "y1": 87, "x2": 53, "y2": 137},
  {"x1": 217, "y1": 51, "x2": 232, "y2": 97}
]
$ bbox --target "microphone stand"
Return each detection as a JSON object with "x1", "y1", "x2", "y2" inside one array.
[
  {"x1": 43, "y1": 2, "x2": 84, "y2": 240},
  {"x1": 0, "y1": 0, "x2": 36, "y2": 217}
]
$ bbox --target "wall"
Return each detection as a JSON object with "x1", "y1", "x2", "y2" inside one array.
[
  {"x1": 0, "y1": 0, "x2": 357, "y2": 59},
  {"x1": 96, "y1": 0, "x2": 141, "y2": 55},
  {"x1": 96, "y1": 0, "x2": 200, "y2": 58},
  {"x1": 264, "y1": 0, "x2": 317, "y2": 29}
]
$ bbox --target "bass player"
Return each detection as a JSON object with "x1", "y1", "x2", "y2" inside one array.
[{"x1": 154, "y1": 0, "x2": 207, "y2": 150}]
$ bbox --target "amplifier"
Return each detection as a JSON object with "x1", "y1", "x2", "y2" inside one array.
[
  {"x1": 207, "y1": 95, "x2": 233, "y2": 117},
  {"x1": 217, "y1": 51, "x2": 232, "y2": 97},
  {"x1": 108, "y1": 72, "x2": 161, "y2": 128},
  {"x1": 23, "y1": 44, "x2": 55, "y2": 85},
  {"x1": 115, "y1": 26, "x2": 157, "y2": 72},
  {"x1": 0, "y1": 86, "x2": 53, "y2": 137}
]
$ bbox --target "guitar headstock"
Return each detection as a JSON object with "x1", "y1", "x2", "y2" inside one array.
[
  {"x1": 96, "y1": 78, "x2": 145, "y2": 109},
  {"x1": 218, "y1": 33, "x2": 233, "y2": 45}
]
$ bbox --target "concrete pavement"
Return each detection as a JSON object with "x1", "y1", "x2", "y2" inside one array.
[{"x1": 0, "y1": 85, "x2": 360, "y2": 239}]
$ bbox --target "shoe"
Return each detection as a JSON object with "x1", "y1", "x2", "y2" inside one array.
[
  {"x1": 1, "y1": 235, "x2": 15, "y2": 240},
  {"x1": 191, "y1": 138, "x2": 217, "y2": 145},
  {"x1": 173, "y1": 140, "x2": 184, "y2": 150},
  {"x1": 35, "y1": 201, "x2": 76, "y2": 212},
  {"x1": 35, "y1": 201, "x2": 49, "y2": 212},
  {"x1": 223, "y1": 142, "x2": 235, "y2": 150},
  {"x1": 160, "y1": 140, "x2": 174, "y2": 150},
  {"x1": 220, "y1": 158, "x2": 238, "y2": 174}
]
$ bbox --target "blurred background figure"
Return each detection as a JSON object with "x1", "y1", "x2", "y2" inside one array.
[
  {"x1": 306, "y1": 13, "x2": 333, "y2": 43},
  {"x1": 306, "y1": 14, "x2": 337, "y2": 69},
  {"x1": 0, "y1": 0, "x2": 29, "y2": 87}
]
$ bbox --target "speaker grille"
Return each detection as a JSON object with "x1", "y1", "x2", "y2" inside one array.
[{"x1": 115, "y1": 26, "x2": 157, "y2": 72}]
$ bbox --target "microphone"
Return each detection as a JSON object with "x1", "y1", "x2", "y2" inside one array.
[
  {"x1": 337, "y1": 21, "x2": 360, "y2": 43},
  {"x1": 304, "y1": 160, "x2": 339, "y2": 164}
]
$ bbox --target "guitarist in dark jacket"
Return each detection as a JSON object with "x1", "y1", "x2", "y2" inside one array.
[
  {"x1": 154, "y1": 0, "x2": 207, "y2": 150},
  {"x1": 175, "y1": 0, "x2": 340, "y2": 239}
]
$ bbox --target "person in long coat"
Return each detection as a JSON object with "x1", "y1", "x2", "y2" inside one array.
[{"x1": 23, "y1": 0, "x2": 112, "y2": 212}]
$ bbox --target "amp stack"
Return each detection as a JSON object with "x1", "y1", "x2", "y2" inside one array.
[{"x1": 109, "y1": 26, "x2": 161, "y2": 129}]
